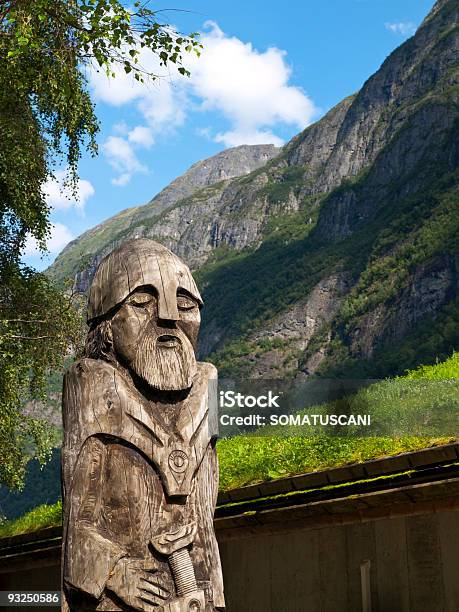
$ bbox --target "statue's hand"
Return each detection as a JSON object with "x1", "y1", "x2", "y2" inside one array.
[{"x1": 107, "y1": 557, "x2": 170, "y2": 610}]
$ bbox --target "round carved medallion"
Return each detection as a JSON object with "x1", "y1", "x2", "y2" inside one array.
[{"x1": 168, "y1": 449, "x2": 189, "y2": 473}]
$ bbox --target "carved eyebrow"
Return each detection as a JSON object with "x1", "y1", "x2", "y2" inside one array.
[
  {"x1": 125, "y1": 286, "x2": 157, "y2": 300},
  {"x1": 134, "y1": 285, "x2": 157, "y2": 295},
  {"x1": 176, "y1": 288, "x2": 196, "y2": 300}
]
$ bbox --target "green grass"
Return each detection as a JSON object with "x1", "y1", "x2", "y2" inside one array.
[
  {"x1": 405, "y1": 351, "x2": 459, "y2": 379},
  {"x1": 1, "y1": 354, "x2": 457, "y2": 538},
  {"x1": 218, "y1": 469, "x2": 424, "y2": 512},
  {"x1": 0, "y1": 500, "x2": 62, "y2": 538},
  {"x1": 216, "y1": 435, "x2": 453, "y2": 490},
  {"x1": 0, "y1": 437, "x2": 452, "y2": 536},
  {"x1": 217, "y1": 353, "x2": 459, "y2": 489}
]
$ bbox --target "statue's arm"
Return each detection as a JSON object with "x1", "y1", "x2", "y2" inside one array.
[{"x1": 63, "y1": 435, "x2": 127, "y2": 600}]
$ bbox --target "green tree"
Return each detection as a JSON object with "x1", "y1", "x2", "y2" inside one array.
[
  {"x1": 0, "y1": 267, "x2": 85, "y2": 489},
  {"x1": 0, "y1": 0, "x2": 201, "y2": 488}
]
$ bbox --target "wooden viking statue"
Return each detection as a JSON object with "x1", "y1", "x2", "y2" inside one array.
[{"x1": 61, "y1": 239, "x2": 225, "y2": 612}]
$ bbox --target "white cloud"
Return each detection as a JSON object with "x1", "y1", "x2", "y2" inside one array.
[
  {"x1": 89, "y1": 53, "x2": 186, "y2": 135},
  {"x1": 42, "y1": 169, "x2": 95, "y2": 212},
  {"x1": 128, "y1": 126, "x2": 154, "y2": 148},
  {"x1": 215, "y1": 129, "x2": 284, "y2": 148},
  {"x1": 90, "y1": 21, "x2": 318, "y2": 162},
  {"x1": 137, "y1": 80, "x2": 187, "y2": 133},
  {"x1": 90, "y1": 63, "x2": 146, "y2": 106},
  {"x1": 187, "y1": 21, "x2": 318, "y2": 147},
  {"x1": 91, "y1": 52, "x2": 186, "y2": 185},
  {"x1": 195, "y1": 126, "x2": 212, "y2": 139},
  {"x1": 385, "y1": 21, "x2": 417, "y2": 36},
  {"x1": 24, "y1": 222, "x2": 74, "y2": 256},
  {"x1": 113, "y1": 121, "x2": 129, "y2": 135},
  {"x1": 102, "y1": 135, "x2": 148, "y2": 186}
]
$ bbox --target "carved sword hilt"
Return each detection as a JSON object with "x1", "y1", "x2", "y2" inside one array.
[{"x1": 151, "y1": 523, "x2": 205, "y2": 611}]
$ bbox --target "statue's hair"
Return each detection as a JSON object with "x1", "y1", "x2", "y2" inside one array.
[{"x1": 84, "y1": 319, "x2": 115, "y2": 363}]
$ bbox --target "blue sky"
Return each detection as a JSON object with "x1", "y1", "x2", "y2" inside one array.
[{"x1": 24, "y1": 0, "x2": 436, "y2": 269}]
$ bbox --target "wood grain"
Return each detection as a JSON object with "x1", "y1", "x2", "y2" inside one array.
[{"x1": 62, "y1": 239, "x2": 224, "y2": 611}]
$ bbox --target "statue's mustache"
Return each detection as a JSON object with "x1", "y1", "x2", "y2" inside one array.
[
  {"x1": 156, "y1": 333, "x2": 182, "y2": 349},
  {"x1": 137, "y1": 326, "x2": 188, "y2": 351}
]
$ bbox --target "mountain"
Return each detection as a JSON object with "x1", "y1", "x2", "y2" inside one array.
[
  {"x1": 49, "y1": 144, "x2": 279, "y2": 291},
  {"x1": 49, "y1": 0, "x2": 459, "y2": 380}
]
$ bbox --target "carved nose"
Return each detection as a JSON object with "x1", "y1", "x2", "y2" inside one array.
[{"x1": 158, "y1": 293, "x2": 179, "y2": 321}]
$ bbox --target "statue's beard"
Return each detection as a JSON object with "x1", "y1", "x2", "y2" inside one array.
[{"x1": 131, "y1": 327, "x2": 197, "y2": 391}]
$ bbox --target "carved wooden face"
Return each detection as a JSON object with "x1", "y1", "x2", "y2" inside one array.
[{"x1": 110, "y1": 286, "x2": 200, "y2": 391}]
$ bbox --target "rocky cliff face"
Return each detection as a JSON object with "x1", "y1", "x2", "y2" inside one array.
[
  {"x1": 49, "y1": 0, "x2": 459, "y2": 379},
  {"x1": 144, "y1": 144, "x2": 280, "y2": 215},
  {"x1": 50, "y1": 144, "x2": 279, "y2": 291},
  {"x1": 347, "y1": 255, "x2": 459, "y2": 359}
]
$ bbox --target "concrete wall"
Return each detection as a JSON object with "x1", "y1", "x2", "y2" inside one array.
[
  {"x1": 1, "y1": 508, "x2": 458, "y2": 611},
  {"x1": 218, "y1": 509, "x2": 459, "y2": 612}
]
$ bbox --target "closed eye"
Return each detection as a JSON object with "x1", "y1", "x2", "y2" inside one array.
[
  {"x1": 177, "y1": 295, "x2": 197, "y2": 311},
  {"x1": 128, "y1": 293, "x2": 154, "y2": 308}
]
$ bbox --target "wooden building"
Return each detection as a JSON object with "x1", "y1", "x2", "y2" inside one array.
[{"x1": 1, "y1": 443, "x2": 458, "y2": 611}]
